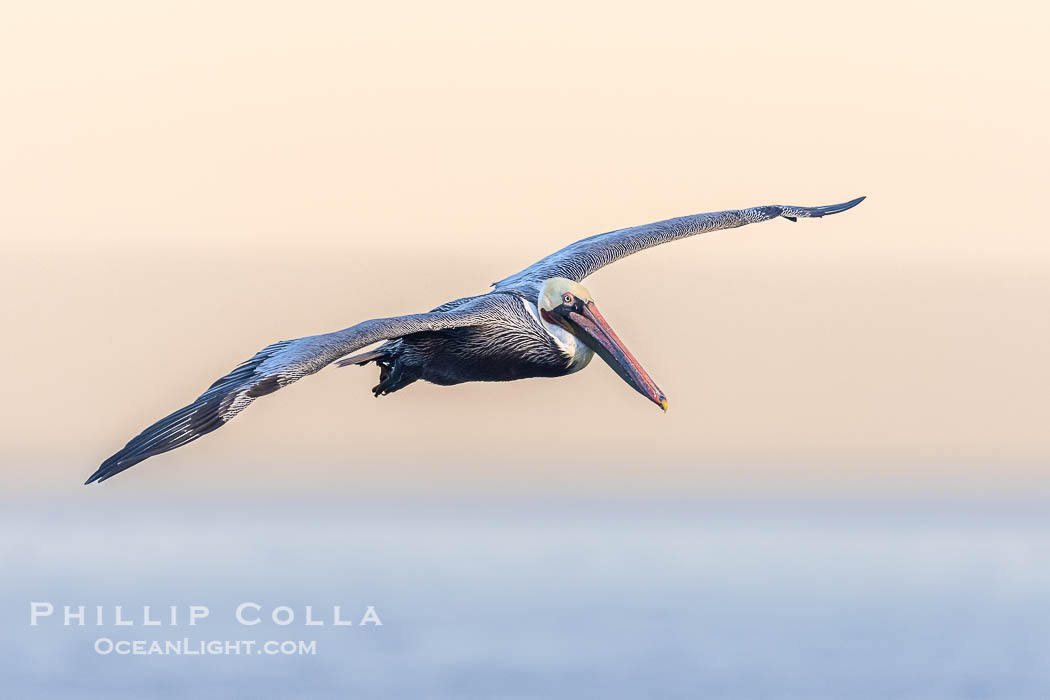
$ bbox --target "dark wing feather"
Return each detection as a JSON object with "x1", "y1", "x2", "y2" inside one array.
[
  {"x1": 494, "y1": 197, "x2": 865, "y2": 295},
  {"x1": 86, "y1": 300, "x2": 498, "y2": 484}
]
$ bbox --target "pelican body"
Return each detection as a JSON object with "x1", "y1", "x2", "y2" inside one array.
[
  {"x1": 87, "y1": 197, "x2": 864, "y2": 483},
  {"x1": 342, "y1": 285, "x2": 627, "y2": 396}
]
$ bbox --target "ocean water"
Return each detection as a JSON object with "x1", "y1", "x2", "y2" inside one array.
[{"x1": 2, "y1": 495, "x2": 1049, "y2": 699}]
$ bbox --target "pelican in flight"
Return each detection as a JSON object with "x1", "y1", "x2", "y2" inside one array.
[{"x1": 86, "y1": 197, "x2": 864, "y2": 484}]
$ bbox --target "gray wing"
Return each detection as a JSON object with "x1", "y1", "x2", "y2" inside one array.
[
  {"x1": 493, "y1": 197, "x2": 865, "y2": 295},
  {"x1": 86, "y1": 298, "x2": 498, "y2": 483}
]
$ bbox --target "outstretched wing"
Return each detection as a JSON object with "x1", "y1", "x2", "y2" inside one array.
[
  {"x1": 86, "y1": 299, "x2": 497, "y2": 484},
  {"x1": 493, "y1": 197, "x2": 865, "y2": 295}
]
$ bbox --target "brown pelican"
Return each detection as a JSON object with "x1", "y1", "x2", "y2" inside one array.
[{"x1": 86, "y1": 197, "x2": 864, "y2": 483}]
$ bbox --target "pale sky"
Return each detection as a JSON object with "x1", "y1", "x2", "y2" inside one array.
[{"x1": 2, "y1": 1, "x2": 1048, "y2": 493}]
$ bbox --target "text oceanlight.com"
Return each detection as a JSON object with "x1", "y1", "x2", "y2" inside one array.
[{"x1": 94, "y1": 638, "x2": 318, "y2": 656}]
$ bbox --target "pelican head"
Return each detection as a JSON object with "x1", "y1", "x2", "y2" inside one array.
[{"x1": 538, "y1": 277, "x2": 668, "y2": 412}]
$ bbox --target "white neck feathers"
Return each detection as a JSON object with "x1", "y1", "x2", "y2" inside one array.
[{"x1": 523, "y1": 296, "x2": 594, "y2": 373}]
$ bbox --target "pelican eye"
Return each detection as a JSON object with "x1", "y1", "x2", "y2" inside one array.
[{"x1": 562, "y1": 293, "x2": 574, "y2": 305}]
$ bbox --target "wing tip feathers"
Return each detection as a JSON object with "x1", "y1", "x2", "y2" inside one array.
[{"x1": 778, "y1": 195, "x2": 866, "y2": 221}]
